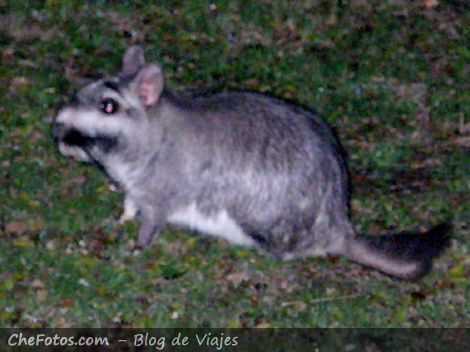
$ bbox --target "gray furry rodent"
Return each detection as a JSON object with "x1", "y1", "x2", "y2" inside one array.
[{"x1": 53, "y1": 46, "x2": 450, "y2": 280}]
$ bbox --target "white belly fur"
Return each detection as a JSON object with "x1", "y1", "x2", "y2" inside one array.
[{"x1": 168, "y1": 203, "x2": 255, "y2": 247}]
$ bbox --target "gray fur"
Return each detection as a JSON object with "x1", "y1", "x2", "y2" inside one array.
[{"x1": 53, "y1": 46, "x2": 450, "y2": 280}]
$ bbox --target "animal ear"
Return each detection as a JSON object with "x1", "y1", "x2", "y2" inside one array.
[
  {"x1": 134, "y1": 64, "x2": 164, "y2": 107},
  {"x1": 122, "y1": 45, "x2": 146, "y2": 76}
]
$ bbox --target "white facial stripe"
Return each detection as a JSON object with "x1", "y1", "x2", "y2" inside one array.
[
  {"x1": 58, "y1": 142, "x2": 92, "y2": 162},
  {"x1": 56, "y1": 108, "x2": 135, "y2": 137}
]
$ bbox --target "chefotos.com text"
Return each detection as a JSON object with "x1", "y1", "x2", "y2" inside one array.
[{"x1": 8, "y1": 333, "x2": 110, "y2": 347}]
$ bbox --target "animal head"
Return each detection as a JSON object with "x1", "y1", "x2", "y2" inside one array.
[{"x1": 53, "y1": 46, "x2": 165, "y2": 163}]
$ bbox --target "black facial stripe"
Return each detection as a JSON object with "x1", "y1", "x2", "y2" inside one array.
[
  {"x1": 103, "y1": 81, "x2": 120, "y2": 92},
  {"x1": 94, "y1": 135, "x2": 118, "y2": 153},
  {"x1": 62, "y1": 129, "x2": 92, "y2": 147},
  {"x1": 62, "y1": 129, "x2": 117, "y2": 153}
]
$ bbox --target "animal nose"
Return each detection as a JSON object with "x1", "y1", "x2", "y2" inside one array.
[{"x1": 52, "y1": 122, "x2": 65, "y2": 139}]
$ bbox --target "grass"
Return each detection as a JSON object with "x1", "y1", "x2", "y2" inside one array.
[{"x1": 0, "y1": 0, "x2": 468, "y2": 327}]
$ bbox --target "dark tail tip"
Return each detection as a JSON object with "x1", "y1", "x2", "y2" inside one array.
[
  {"x1": 408, "y1": 222, "x2": 452, "y2": 261},
  {"x1": 345, "y1": 222, "x2": 452, "y2": 280}
]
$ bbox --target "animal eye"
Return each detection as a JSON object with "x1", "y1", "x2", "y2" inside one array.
[{"x1": 99, "y1": 98, "x2": 119, "y2": 115}]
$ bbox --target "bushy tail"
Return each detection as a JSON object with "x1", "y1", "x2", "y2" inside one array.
[{"x1": 343, "y1": 223, "x2": 451, "y2": 280}]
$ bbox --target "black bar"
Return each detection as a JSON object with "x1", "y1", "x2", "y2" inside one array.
[{"x1": 0, "y1": 328, "x2": 468, "y2": 351}]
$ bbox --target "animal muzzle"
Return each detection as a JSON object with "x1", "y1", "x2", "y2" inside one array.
[
  {"x1": 52, "y1": 121, "x2": 93, "y2": 162},
  {"x1": 53, "y1": 122, "x2": 91, "y2": 148}
]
